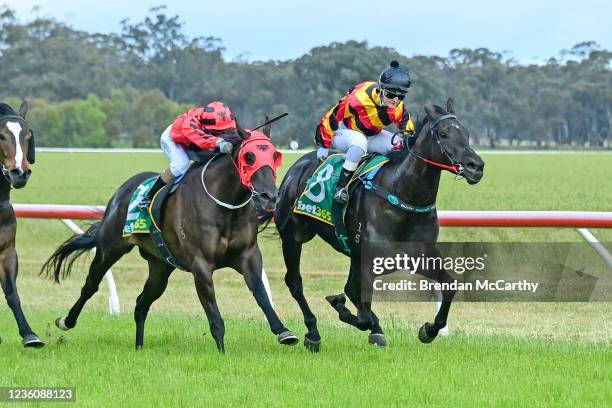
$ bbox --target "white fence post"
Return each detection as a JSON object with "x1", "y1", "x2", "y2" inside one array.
[{"x1": 576, "y1": 228, "x2": 612, "y2": 269}]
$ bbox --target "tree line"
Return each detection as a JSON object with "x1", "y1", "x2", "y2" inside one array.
[{"x1": 1, "y1": 5, "x2": 610, "y2": 148}]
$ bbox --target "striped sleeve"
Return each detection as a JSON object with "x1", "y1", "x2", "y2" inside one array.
[{"x1": 396, "y1": 104, "x2": 415, "y2": 135}]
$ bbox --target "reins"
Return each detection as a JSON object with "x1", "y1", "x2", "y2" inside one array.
[{"x1": 200, "y1": 154, "x2": 253, "y2": 210}]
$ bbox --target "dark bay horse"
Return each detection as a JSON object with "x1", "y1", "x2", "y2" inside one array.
[
  {"x1": 42, "y1": 122, "x2": 298, "y2": 352},
  {"x1": 270, "y1": 99, "x2": 484, "y2": 351},
  {"x1": 0, "y1": 101, "x2": 43, "y2": 347}
]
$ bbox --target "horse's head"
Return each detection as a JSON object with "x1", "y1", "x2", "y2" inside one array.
[
  {"x1": 231, "y1": 120, "x2": 282, "y2": 212},
  {"x1": 0, "y1": 101, "x2": 35, "y2": 189},
  {"x1": 417, "y1": 98, "x2": 484, "y2": 184}
]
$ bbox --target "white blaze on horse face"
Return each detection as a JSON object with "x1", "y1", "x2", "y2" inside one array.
[{"x1": 6, "y1": 121, "x2": 23, "y2": 170}]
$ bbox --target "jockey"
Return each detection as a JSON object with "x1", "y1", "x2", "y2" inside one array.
[
  {"x1": 315, "y1": 60, "x2": 416, "y2": 204},
  {"x1": 138, "y1": 101, "x2": 236, "y2": 210}
]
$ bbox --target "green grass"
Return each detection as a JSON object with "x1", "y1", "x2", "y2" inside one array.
[
  {"x1": 1, "y1": 313, "x2": 610, "y2": 408},
  {"x1": 1, "y1": 151, "x2": 612, "y2": 406}
]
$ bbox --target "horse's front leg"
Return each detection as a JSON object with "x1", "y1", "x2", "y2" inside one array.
[
  {"x1": 417, "y1": 247, "x2": 456, "y2": 344},
  {"x1": 326, "y1": 259, "x2": 377, "y2": 333},
  {"x1": 191, "y1": 257, "x2": 226, "y2": 352},
  {"x1": 237, "y1": 246, "x2": 298, "y2": 346},
  {"x1": 0, "y1": 247, "x2": 43, "y2": 348}
]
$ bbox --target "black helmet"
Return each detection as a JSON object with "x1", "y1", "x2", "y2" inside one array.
[{"x1": 378, "y1": 60, "x2": 411, "y2": 93}]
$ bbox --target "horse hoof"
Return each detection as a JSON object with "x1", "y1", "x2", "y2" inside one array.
[
  {"x1": 22, "y1": 334, "x2": 45, "y2": 348},
  {"x1": 278, "y1": 331, "x2": 299, "y2": 346},
  {"x1": 304, "y1": 337, "x2": 321, "y2": 353},
  {"x1": 55, "y1": 317, "x2": 70, "y2": 331},
  {"x1": 368, "y1": 333, "x2": 387, "y2": 347},
  {"x1": 418, "y1": 323, "x2": 436, "y2": 344},
  {"x1": 135, "y1": 345, "x2": 143, "y2": 351},
  {"x1": 325, "y1": 294, "x2": 346, "y2": 308}
]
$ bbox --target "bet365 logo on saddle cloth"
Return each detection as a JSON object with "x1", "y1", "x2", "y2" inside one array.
[
  {"x1": 122, "y1": 176, "x2": 157, "y2": 237},
  {"x1": 293, "y1": 155, "x2": 344, "y2": 225}
]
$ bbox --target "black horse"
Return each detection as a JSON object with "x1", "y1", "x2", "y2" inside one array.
[
  {"x1": 42, "y1": 122, "x2": 298, "y2": 352},
  {"x1": 270, "y1": 99, "x2": 484, "y2": 351},
  {"x1": 0, "y1": 101, "x2": 43, "y2": 347}
]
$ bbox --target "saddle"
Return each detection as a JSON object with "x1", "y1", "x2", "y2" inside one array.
[{"x1": 294, "y1": 153, "x2": 390, "y2": 254}]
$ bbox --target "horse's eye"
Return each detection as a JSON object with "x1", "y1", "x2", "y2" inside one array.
[
  {"x1": 0, "y1": 133, "x2": 5, "y2": 141},
  {"x1": 439, "y1": 131, "x2": 447, "y2": 138}
]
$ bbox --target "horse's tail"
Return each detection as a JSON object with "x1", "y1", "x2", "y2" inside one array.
[{"x1": 41, "y1": 222, "x2": 101, "y2": 283}]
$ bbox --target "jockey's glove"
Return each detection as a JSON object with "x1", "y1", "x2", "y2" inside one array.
[
  {"x1": 316, "y1": 147, "x2": 329, "y2": 160},
  {"x1": 217, "y1": 139, "x2": 233, "y2": 154}
]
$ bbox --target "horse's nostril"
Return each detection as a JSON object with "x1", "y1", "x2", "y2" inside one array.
[
  {"x1": 9, "y1": 168, "x2": 22, "y2": 176},
  {"x1": 466, "y1": 161, "x2": 479, "y2": 171}
]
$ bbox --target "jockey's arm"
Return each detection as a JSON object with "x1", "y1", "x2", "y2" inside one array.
[
  {"x1": 181, "y1": 119, "x2": 221, "y2": 150},
  {"x1": 396, "y1": 108, "x2": 416, "y2": 148}
]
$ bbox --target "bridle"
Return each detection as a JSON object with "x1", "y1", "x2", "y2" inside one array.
[{"x1": 403, "y1": 114, "x2": 465, "y2": 177}]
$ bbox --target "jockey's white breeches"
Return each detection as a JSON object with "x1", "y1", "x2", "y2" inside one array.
[
  {"x1": 331, "y1": 123, "x2": 396, "y2": 155},
  {"x1": 160, "y1": 125, "x2": 190, "y2": 177}
]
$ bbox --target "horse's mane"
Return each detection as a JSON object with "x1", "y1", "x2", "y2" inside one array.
[
  {"x1": 386, "y1": 104, "x2": 447, "y2": 164},
  {"x1": 0, "y1": 103, "x2": 18, "y2": 117}
]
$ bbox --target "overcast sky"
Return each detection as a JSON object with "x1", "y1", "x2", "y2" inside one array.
[{"x1": 2, "y1": 0, "x2": 611, "y2": 62}]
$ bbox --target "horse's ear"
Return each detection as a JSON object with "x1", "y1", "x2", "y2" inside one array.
[
  {"x1": 19, "y1": 101, "x2": 29, "y2": 119},
  {"x1": 235, "y1": 120, "x2": 251, "y2": 140},
  {"x1": 424, "y1": 102, "x2": 437, "y2": 119},
  {"x1": 262, "y1": 116, "x2": 271, "y2": 138},
  {"x1": 446, "y1": 97, "x2": 456, "y2": 114}
]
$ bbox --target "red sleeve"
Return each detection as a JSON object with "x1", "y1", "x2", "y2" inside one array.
[{"x1": 179, "y1": 108, "x2": 221, "y2": 150}]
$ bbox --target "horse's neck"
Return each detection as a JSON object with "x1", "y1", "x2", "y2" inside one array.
[
  {"x1": 199, "y1": 155, "x2": 251, "y2": 204},
  {"x1": 0, "y1": 177, "x2": 10, "y2": 203},
  {"x1": 389, "y1": 132, "x2": 442, "y2": 206}
]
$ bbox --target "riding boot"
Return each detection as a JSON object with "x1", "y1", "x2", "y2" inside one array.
[
  {"x1": 333, "y1": 168, "x2": 355, "y2": 204},
  {"x1": 138, "y1": 175, "x2": 168, "y2": 211}
]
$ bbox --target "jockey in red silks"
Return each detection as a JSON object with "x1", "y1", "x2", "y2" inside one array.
[{"x1": 138, "y1": 101, "x2": 236, "y2": 209}]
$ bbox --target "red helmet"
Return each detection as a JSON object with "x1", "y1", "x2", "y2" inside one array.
[{"x1": 201, "y1": 101, "x2": 236, "y2": 131}]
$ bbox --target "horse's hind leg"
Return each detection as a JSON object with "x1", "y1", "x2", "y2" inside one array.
[
  {"x1": 134, "y1": 257, "x2": 173, "y2": 350},
  {"x1": 238, "y1": 246, "x2": 298, "y2": 346},
  {"x1": 191, "y1": 258, "x2": 225, "y2": 352},
  {"x1": 59, "y1": 241, "x2": 131, "y2": 330},
  {"x1": 282, "y1": 238, "x2": 321, "y2": 351},
  {"x1": 0, "y1": 248, "x2": 44, "y2": 348}
]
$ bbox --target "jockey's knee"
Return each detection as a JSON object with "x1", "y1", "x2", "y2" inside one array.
[
  {"x1": 170, "y1": 159, "x2": 190, "y2": 178},
  {"x1": 350, "y1": 133, "x2": 368, "y2": 153},
  {"x1": 344, "y1": 134, "x2": 367, "y2": 171},
  {"x1": 345, "y1": 145, "x2": 365, "y2": 170}
]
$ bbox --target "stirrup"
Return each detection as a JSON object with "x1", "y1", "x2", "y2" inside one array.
[{"x1": 333, "y1": 187, "x2": 349, "y2": 204}]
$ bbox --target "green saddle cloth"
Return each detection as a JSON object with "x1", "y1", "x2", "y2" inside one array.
[
  {"x1": 293, "y1": 153, "x2": 389, "y2": 226},
  {"x1": 122, "y1": 176, "x2": 157, "y2": 237}
]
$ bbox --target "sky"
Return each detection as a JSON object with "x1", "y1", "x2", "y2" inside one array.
[{"x1": 2, "y1": 0, "x2": 611, "y2": 63}]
